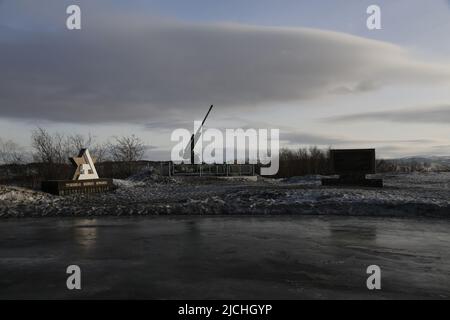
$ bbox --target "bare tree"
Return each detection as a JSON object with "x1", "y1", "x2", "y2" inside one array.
[
  {"x1": 31, "y1": 128, "x2": 109, "y2": 164},
  {"x1": 90, "y1": 142, "x2": 110, "y2": 163},
  {"x1": 0, "y1": 138, "x2": 25, "y2": 164},
  {"x1": 109, "y1": 135, "x2": 145, "y2": 162},
  {"x1": 66, "y1": 133, "x2": 111, "y2": 162},
  {"x1": 31, "y1": 127, "x2": 66, "y2": 164},
  {"x1": 66, "y1": 133, "x2": 93, "y2": 153}
]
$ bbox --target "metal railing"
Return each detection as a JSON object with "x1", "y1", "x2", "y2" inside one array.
[{"x1": 167, "y1": 163, "x2": 255, "y2": 177}]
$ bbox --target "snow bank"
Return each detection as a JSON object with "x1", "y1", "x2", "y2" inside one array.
[{"x1": 0, "y1": 172, "x2": 449, "y2": 218}]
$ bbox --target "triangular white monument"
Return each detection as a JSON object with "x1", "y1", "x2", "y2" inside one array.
[{"x1": 69, "y1": 149, "x2": 99, "y2": 180}]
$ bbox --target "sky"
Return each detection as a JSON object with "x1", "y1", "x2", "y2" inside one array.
[{"x1": 0, "y1": 0, "x2": 450, "y2": 160}]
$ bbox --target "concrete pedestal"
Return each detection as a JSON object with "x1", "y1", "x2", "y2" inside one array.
[
  {"x1": 41, "y1": 178, "x2": 114, "y2": 195},
  {"x1": 321, "y1": 175, "x2": 383, "y2": 188}
]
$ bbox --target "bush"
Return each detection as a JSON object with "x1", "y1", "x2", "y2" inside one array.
[{"x1": 275, "y1": 146, "x2": 331, "y2": 177}]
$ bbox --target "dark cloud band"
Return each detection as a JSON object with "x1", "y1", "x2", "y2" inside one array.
[{"x1": 1, "y1": 7, "x2": 450, "y2": 124}]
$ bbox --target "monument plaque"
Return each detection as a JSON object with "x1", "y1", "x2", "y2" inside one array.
[
  {"x1": 41, "y1": 148, "x2": 114, "y2": 195},
  {"x1": 322, "y1": 149, "x2": 383, "y2": 187}
]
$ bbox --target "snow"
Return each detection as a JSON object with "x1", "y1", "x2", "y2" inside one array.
[
  {"x1": 0, "y1": 185, "x2": 53, "y2": 203},
  {"x1": 0, "y1": 172, "x2": 449, "y2": 218}
]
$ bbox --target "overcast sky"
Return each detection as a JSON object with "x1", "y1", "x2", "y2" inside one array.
[{"x1": 1, "y1": 0, "x2": 450, "y2": 159}]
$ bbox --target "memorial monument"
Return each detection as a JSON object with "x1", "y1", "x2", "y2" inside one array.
[
  {"x1": 321, "y1": 149, "x2": 383, "y2": 187},
  {"x1": 41, "y1": 148, "x2": 114, "y2": 195}
]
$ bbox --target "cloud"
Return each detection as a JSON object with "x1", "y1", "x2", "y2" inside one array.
[
  {"x1": 1, "y1": 6, "x2": 450, "y2": 124},
  {"x1": 281, "y1": 131, "x2": 434, "y2": 146},
  {"x1": 144, "y1": 119, "x2": 196, "y2": 132},
  {"x1": 326, "y1": 105, "x2": 450, "y2": 124},
  {"x1": 281, "y1": 132, "x2": 344, "y2": 145}
]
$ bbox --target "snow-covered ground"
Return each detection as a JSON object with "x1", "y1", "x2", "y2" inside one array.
[{"x1": 0, "y1": 172, "x2": 449, "y2": 218}]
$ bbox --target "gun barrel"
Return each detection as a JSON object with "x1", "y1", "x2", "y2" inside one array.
[
  {"x1": 201, "y1": 105, "x2": 214, "y2": 126},
  {"x1": 182, "y1": 105, "x2": 214, "y2": 163}
]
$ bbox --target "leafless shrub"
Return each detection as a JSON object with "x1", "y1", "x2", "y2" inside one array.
[
  {"x1": 31, "y1": 128, "x2": 109, "y2": 164},
  {"x1": 90, "y1": 142, "x2": 110, "y2": 163},
  {"x1": 31, "y1": 127, "x2": 65, "y2": 164},
  {"x1": 66, "y1": 133, "x2": 110, "y2": 162},
  {"x1": 66, "y1": 133, "x2": 93, "y2": 153},
  {"x1": 109, "y1": 135, "x2": 145, "y2": 162},
  {"x1": 275, "y1": 146, "x2": 331, "y2": 177},
  {"x1": 376, "y1": 158, "x2": 442, "y2": 173},
  {"x1": 0, "y1": 138, "x2": 26, "y2": 165}
]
